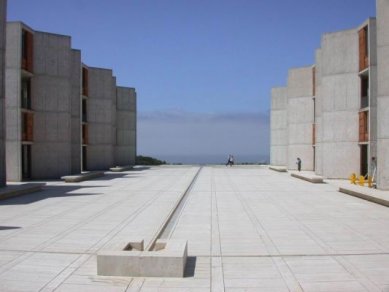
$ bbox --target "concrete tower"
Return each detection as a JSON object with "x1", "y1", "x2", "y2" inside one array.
[
  {"x1": 270, "y1": 87, "x2": 288, "y2": 167},
  {"x1": 0, "y1": 0, "x2": 6, "y2": 186},
  {"x1": 286, "y1": 67, "x2": 314, "y2": 171},
  {"x1": 5, "y1": 23, "x2": 82, "y2": 180},
  {"x1": 115, "y1": 87, "x2": 137, "y2": 166},
  {"x1": 377, "y1": 0, "x2": 389, "y2": 189}
]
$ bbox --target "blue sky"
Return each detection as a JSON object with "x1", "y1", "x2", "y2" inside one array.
[{"x1": 7, "y1": 0, "x2": 376, "y2": 162}]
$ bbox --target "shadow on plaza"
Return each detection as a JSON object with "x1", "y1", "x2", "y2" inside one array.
[
  {"x1": 184, "y1": 256, "x2": 197, "y2": 278},
  {"x1": 0, "y1": 185, "x2": 105, "y2": 205},
  {"x1": 0, "y1": 226, "x2": 21, "y2": 230}
]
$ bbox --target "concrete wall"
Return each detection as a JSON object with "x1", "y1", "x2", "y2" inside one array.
[
  {"x1": 377, "y1": 0, "x2": 389, "y2": 189},
  {"x1": 86, "y1": 67, "x2": 115, "y2": 170},
  {"x1": 0, "y1": 0, "x2": 6, "y2": 186},
  {"x1": 5, "y1": 22, "x2": 24, "y2": 181},
  {"x1": 70, "y1": 50, "x2": 81, "y2": 174},
  {"x1": 319, "y1": 29, "x2": 360, "y2": 179},
  {"x1": 115, "y1": 87, "x2": 137, "y2": 166},
  {"x1": 31, "y1": 32, "x2": 79, "y2": 179},
  {"x1": 287, "y1": 67, "x2": 314, "y2": 170},
  {"x1": 314, "y1": 50, "x2": 323, "y2": 175},
  {"x1": 270, "y1": 87, "x2": 287, "y2": 166},
  {"x1": 366, "y1": 19, "x2": 378, "y2": 176}
]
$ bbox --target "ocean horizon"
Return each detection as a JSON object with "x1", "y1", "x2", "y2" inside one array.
[{"x1": 149, "y1": 154, "x2": 269, "y2": 165}]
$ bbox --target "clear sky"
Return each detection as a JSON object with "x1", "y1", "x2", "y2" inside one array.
[{"x1": 7, "y1": 0, "x2": 376, "y2": 162}]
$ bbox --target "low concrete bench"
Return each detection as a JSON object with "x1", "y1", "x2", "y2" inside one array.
[
  {"x1": 339, "y1": 186, "x2": 389, "y2": 207},
  {"x1": 0, "y1": 183, "x2": 45, "y2": 200},
  {"x1": 269, "y1": 165, "x2": 287, "y2": 172},
  {"x1": 109, "y1": 165, "x2": 133, "y2": 172},
  {"x1": 61, "y1": 171, "x2": 104, "y2": 183},
  {"x1": 97, "y1": 239, "x2": 188, "y2": 277},
  {"x1": 291, "y1": 172, "x2": 324, "y2": 183}
]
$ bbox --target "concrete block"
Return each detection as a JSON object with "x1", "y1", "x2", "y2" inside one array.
[
  {"x1": 269, "y1": 165, "x2": 287, "y2": 172},
  {"x1": 0, "y1": 183, "x2": 44, "y2": 200},
  {"x1": 291, "y1": 172, "x2": 324, "y2": 183},
  {"x1": 97, "y1": 239, "x2": 188, "y2": 277},
  {"x1": 110, "y1": 165, "x2": 133, "y2": 172},
  {"x1": 61, "y1": 171, "x2": 104, "y2": 182},
  {"x1": 339, "y1": 185, "x2": 389, "y2": 207}
]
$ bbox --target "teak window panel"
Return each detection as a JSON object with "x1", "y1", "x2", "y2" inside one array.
[
  {"x1": 359, "y1": 111, "x2": 368, "y2": 142},
  {"x1": 21, "y1": 30, "x2": 33, "y2": 72},
  {"x1": 22, "y1": 112, "x2": 34, "y2": 142},
  {"x1": 359, "y1": 26, "x2": 369, "y2": 72}
]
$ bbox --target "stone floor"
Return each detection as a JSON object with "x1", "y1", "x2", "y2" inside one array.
[{"x1": 0, "y1": 166, "x2": 389, "y2": 291}]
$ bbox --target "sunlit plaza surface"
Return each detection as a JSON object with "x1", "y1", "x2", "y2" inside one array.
[{"x1": 0, "y1": 166, "x2": 389, "y2": 291}]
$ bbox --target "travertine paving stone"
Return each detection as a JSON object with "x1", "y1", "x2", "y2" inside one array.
[{"x1": 0, "y1": 166, "x2": 388, "y2": 291}]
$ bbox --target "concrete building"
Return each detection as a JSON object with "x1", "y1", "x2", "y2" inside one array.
[
  {"x1": 315, "y1": 28, "x2": 361, "y2": 178},
  {"x1": 115, "y1": 87, "x2": 137, "y2": 166},
  {"x1": 0, "y1": 0, "x2": 6, "y2": 186},
  {"x1": 81, "y1": 66, "x2": 116, "y2": 171},
  {"x1": 270, "y1": 87, "x2": 287, "y2": 167},
  {"x1": 286, "y1": 67, "x2": 314, "y2": 171},
  {"x1": 81, "y1": 66, "x2": 137, "y2": 171},
  {"x1": 271, "y1": 5, "x2": 389, "y2": 189},
  {"x1": 5, "y1": 22, "x2": 82, "y2": 180},
  {"x1": 377, "y1": 0, "x2": 389, "y2": 189}
]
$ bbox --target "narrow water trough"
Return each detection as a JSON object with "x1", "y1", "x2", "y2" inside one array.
[{"x1": 97, "y1": 167, "x2": 202, "y2": 277}]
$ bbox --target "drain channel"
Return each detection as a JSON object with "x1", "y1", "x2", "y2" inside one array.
[{"x1": 146, "y1": 166, "x2": 202, "y2": 251}]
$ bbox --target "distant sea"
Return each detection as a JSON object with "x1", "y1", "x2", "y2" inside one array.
[{"x1": 154, "y1": 154, "x2": 269, "y2": 165}]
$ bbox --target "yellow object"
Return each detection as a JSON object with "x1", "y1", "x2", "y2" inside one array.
[
  {"x1": 350, "y1": 173, "x2": 357, "y2": 184},
  {"x1": 367, "y1": 176, "x2": 373, "y2": 188},
  {"x1": 358, "y1": 175, "x2": 365, "y2": 186}
]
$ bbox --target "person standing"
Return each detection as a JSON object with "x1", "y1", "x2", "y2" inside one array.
[{"x1": 296, "y1": 157, "x2": 301, "y2": 171}]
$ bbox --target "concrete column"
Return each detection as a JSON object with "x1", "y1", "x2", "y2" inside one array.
[
  {"x1": 31, "y1": 32, "x2": 74, "y2": 179},
  {"x1": 270, "y1": 87, "x2": 287, "y2": 166},
  {"x1": 377, "y1": 0, "x2": 389, "y2": 189},
  {"x1": 70, "y1": 50, "x2": 81, "y2": 174},
  {"x1": 86, "y1": 67, "x2": 115, "y2": 170},
  {"x1": 314, "y1": 49, "x2": 323, "y2": 175},
  {"x1": 5, "y1": 22, "x2": 24, "y2": 181},
  {"x1": 0, "y1": 0, "x2": 6, "y2": 186},
  {"x1": 115, "y1": 87, "x2": 137, "y2": 166},
  {"x1": 319, "y1": 29, "x2": 360, "y2": 178},
  {"x1": 287, "y1": 67, "x2": 314, "y2": 171}
]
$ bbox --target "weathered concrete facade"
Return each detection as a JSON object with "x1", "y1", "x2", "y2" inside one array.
[
  {"x1": 84, "y1": 67, "x2": 116, "y2": 171},
  {"x1": 316, "y1": 29, "x2": 361, "y2": 179},
  {"x1": 115, "y1": 87, "x2": 137, "y2": 166},
  {"x1": 5, "y1": 22, "x2": 33, "y2": 181},
  {"x1": 287, "y1": 67, "x2": 314, "y2": 171},
  {"x1": 270, "y1": 87, "x2": 287, "y2": 167},
  {"x1": 5, "y1": 23, "x2": 82, "y2": 180},
  {"x1": 0, "y1": 0, "x2": 6, "y2": 186},
  {"x1": 377, "y1": 0, "x2": 389, "y2": 189},
  {"x1": 32, "y1": 31, "x2": 81, "y2": 179},
  {"x1": 270, "y1": 14, "x2": 386, "y2": 186}
]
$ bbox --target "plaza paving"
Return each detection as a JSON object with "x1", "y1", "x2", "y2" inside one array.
[{"x1": 0, "y1": 166, "x2": 389, "y2": 291}]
